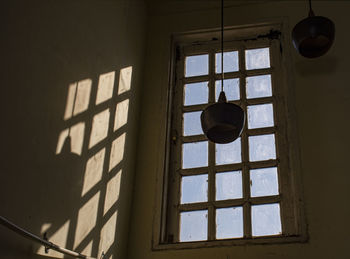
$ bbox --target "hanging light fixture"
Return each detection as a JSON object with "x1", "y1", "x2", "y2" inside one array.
[
  {"x1": 292, "y1": 0, "x2": 335, "y2": 58},
  {"x1": 200, "y1": 0, "x2": 245, "y2": 144}
]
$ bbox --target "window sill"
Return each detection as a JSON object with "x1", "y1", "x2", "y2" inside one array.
[{"x1": 153, "y1": 234, "x2": 308, "y2": 251}]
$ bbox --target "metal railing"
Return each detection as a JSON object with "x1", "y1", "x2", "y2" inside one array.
[{"x1": 0, "y1": 215, "x2": 97, "y2": 259}]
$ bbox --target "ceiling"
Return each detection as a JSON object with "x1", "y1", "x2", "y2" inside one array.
[{"x1": 144, "y1": 0, "x2": 286, "y2": 15}]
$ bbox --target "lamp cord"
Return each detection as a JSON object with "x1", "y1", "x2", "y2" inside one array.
[
  {"x1": 308, "y1": 0, "x2": 314, "y2": 17},
  {"x1": 221, "y1": 0, "x2": 224, "y2": 92}
]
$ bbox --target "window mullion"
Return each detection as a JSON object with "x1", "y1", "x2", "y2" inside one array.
[
  {"x1": 209, "y1": 49, "x2": 216, "y2": 103},
  {"x1": 208, "y1": 48, "x2": 216, "y2": 241},
  {"x1": 239, "y1": 45, "x2": 252, "y2": 239}
]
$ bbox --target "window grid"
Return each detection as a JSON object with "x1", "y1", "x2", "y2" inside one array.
[
  {"x1": 156, "y1": 24, "x2": 306, "y2": 248},
  {"x1": 154, "y1": 24, "x2": 306, "y2": 250},
  {"x1": 173, "y1": 42, "x2": 283, "y2": 242}
]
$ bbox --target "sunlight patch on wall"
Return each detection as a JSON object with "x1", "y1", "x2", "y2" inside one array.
[
  {"x1": 74, "y1": 80, "x2": 92, "y2": 116},
  {"x1": 40, "y1": 223, "x2": 52, "y2": 234},
  {"x1": 64, "y1": 83, "x2": 77, "y2": 120},
  {"x1": 74, "y1": 192, "x2": 100, "y2": 249},
  {"x1": 114, "y1": 99, "x2": 129, "y2": 131},
  {"x1": 89, "y1": 109, "x2": 110, "y2": 149},
  {"x1": 53, "y1": 67, "x2": 133, "y2": 258},
  {"x1": 38, "y1": 220, "x2": 70, "y2": 258},
  {"x1": 64, "y1": 79, "x2": 92, "y2": 120},
  {"x1": 118, "y1": 66, "x2": 132, "y2": 95},
  {"x1": 104, "y1": 170, "x2": 122, "y2": 215},
  {"x1": 56, "y1": 129, "x2": 69, "y2": 154},
  {"x1": 96, "y1": 72, "x2": 115, "y2": 105},
  {"x1": 82, "y1": 148, "x2": 106, "y2": 196},
  {"x1": 70, "y1": 122, "x2": 85, "y2": 155},
  {"x1": 109, "y1": 133, "x2": 126, "y2": 172},
  {"x1": 99, "y1": 212, "x2": 117, "y2": 258},
  {"x1": 81, "y1": 240, "x2": 93, "y2": 257},
  {"x1": 56, "y1": 122, "x2": 85, "y2": 155}
]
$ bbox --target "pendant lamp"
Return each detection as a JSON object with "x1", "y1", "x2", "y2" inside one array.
[
  {"x1": 200, "y1": 0, "x2": 245, "y2": 144},
  {"x1": 292, "y1": 0, "x2": 335, "y2": 58}
]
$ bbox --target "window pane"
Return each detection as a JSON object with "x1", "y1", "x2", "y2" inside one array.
[
  {"x1": 216, "y1": 171, "x2": 242, "y2": 200},
  {"x1": 183, "y1": 141, "x2": 208, "y2": 169},
  {"x1": 249, "y1": 134, "x2": 276, "y2": 162},
  {"x1": 216, "y1": 207, "x2": 243, "y2": 239},
  {"x1": 248, "y1": 103, "x2": 274, "y2": 129},
  {"x1": 245, "y1": 48, "x2": 270, "y2": 70},
  {"x1": 184, "y1": 82, "x2": 208, "y2": 106},
  {"x1": 216, "y1": 138, "x2": 241, "y2": 165},
  {"x1": 183, "y1": 111, "x2": 203, "y2": 136},
  {"x1": 250, "y1": 167, "x2": 279, "y2": 197},
  {"x1": 181, "y1": 174, "x2": 208, "y2": 204},
  {"x1": 246, "y1": 75, "x2": 272, "y2": 99},
  {"x1": 252, "y1": 203, "x2": 282, "y2": 237},
  {"x1": 215, "y1": 79, "x2": 240, "y2": 101},
  {"x1": 216, "y1": 51, "x2": 239, "y2": 73},
  {"x1": 185, "y1": 54, "x2": 209, "y2": 77},
  {"x1": 180, "y1": 210, "x2": 208, "y2": 242}
]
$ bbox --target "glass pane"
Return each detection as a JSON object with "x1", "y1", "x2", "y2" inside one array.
[
  {"x1": 245, "y1": 48, "x2": 270, "y2": 70},
  {"x1": 248, "y1": 103, "x2": 274, "y2": 129},
  {"x1": 183, "y1": 141, "x2": 208, "y2": 169},
  {"x1": 184, "y1": 82, "x2": 208, "y2": 106},
  {"x1": 249, "y1": 134, "x2": 276, "y2": 162},
  {"x1": 216, "y1": 138, "x2": 241, "y2": 165},
  {"x1": 251, "y1": 203, "x2": 282, "y2": 237},
  {"x1": 215, "y1": 79, "x2": 240, "y2": 101},
  {"x1": 246, "y1": 75, "x2": 272, "y2": 99},
  {"x1": 183, "y1": 111, "x2": 203, "y2": 136},
  {"x1": 181, "y1": 174, "x2": 208, "y2": 204},
  {"x1": 250, "y1": 167, "x2": 279, "y2": 197},
  {"x1": 185, "y1": 54, "x2": 209, "y2": 77},
  {"x1": 216, "y1": 207, "x2": 243, "y2": 239},
  {"x1": 216, "y1": 171, "x2": 242, "y2": 200},
  {"x1": 216, "y1": 51, "x2": 239, "y2": 73},
  {"x1": 180, "y1": 210, "x2": 208, "y2": 242}
]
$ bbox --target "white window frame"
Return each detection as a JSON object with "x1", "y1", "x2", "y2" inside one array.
[{"x1": 153, "y1": 21, "x2": 307, "y2": 250}]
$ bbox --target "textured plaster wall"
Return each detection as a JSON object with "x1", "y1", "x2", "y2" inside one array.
[
  {"x1": 0, "y1": 0, "x2": 146, "y2": 259},
  {"x1": 129, "y1": 1, "x2": 350, "y2": 259}
]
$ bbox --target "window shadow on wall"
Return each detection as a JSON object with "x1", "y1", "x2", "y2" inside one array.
[{"x1": 31, "y1": 67, "x2": 133, "y2": 259}]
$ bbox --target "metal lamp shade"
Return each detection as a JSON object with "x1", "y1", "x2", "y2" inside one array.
[
  {"x1": 292, "y1": 15, "x2": 335, "y2": 58},
  {"x1": 201, "y1": 93, "x2": 245, "y2": 144}
]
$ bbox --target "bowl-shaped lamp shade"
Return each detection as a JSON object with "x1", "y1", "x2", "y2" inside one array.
[
  {"x1": 201, "y1": 92, "x2": 245, "y2": 144},
  {"x1": 292, "y1": 15, "x2": 335, "y2": 58}
]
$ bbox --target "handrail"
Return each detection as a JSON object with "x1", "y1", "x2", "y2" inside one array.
[{"x1": 0, "y1": 215, "x2": 97, "y2": 259}]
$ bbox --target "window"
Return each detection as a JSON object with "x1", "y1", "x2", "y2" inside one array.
[{"x1": 156, "y1": 23, "x2": 305, "y2": 249}]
